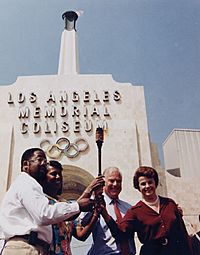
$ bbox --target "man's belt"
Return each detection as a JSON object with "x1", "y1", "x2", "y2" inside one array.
[{"x1": 11, "y1": 233, "x2": 50, "y2": 250}]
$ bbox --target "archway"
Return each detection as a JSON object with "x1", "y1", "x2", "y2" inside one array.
[{"x1": 61, "y1": 165, "x2": 95, "y2": 200}]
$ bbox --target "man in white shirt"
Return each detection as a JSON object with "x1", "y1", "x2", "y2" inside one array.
[{"x1": 0, "y1": 148, "x2": 96, "y2": 255}]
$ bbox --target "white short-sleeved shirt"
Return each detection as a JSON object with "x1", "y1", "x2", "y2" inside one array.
[{"x1": 0, "y1": 172, "x2": 79, "y2": 244}]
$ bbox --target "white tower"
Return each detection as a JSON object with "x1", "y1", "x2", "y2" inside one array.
[{"x1": 58, "y1": 11, "x2": 80, "y2": 75}]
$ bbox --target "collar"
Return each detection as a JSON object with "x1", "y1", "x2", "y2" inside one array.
[{"x1": 103, "y1": 193, "x2": 120, "y2": 205}]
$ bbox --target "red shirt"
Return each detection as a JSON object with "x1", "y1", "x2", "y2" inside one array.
[{"x1": 119, "y1": 196, "x2": 192, "y2": 255}]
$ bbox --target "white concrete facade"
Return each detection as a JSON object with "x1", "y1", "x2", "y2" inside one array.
[
  {"x1": 163, "y1": 128, "x2": 200, "y2": 234},
  {"x1": 163, "y1": 128, "x2": 200, "y2": 180},
  {"x1": 0, "y1": 75, "x2": 151, "y2": 203}
]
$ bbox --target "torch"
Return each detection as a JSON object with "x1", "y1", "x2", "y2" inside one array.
[{"x1": 96, "y1": 127, "x2": 104, "y2": 176}]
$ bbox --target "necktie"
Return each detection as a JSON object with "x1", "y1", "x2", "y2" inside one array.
[
  {"x1": 113, "y1": 199, "x2": 130, "y2": 255},
  {"x1": 113, "y1": 199, "x2": 123, "y2": 222}
]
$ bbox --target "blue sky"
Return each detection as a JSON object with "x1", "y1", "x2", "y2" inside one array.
[
  {"x1": 0, "y1": 0, "x2": 200, "y2": 253},
  {"x1": 0, "y1": 0, "x2": 200, "y2": 165}
]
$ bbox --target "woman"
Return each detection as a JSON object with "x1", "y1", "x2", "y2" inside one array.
[
  {"x1": 119, "y1": 166, "x2": 192, "y2": 255},
  {"x1": 43, "y1": 160, "x2": 104, "y2": 255}
]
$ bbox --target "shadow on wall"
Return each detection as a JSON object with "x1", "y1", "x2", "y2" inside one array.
[
  {"x1": 62, "y1": 165, "x2": 94, "y2": 200},
  {"x1": 165, "y1": 171, "x2": 200, "y2": 235}
]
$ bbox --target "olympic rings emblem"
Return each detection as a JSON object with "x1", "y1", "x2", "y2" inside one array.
[{"x1": 40, "y1": 137, "x2": 89, "y2": 159}]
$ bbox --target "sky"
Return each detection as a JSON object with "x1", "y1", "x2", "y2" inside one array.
[
  {"x1": 0, "y1": 0, "x2": 200, "y2": 164},
  {"x1": 0, "y1": 0, "x2": 200, "y2": 252}
]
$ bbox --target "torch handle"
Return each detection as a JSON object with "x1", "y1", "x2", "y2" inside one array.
[{"x1": 98, "y1": 146, "x2": 102, "y2": 176}]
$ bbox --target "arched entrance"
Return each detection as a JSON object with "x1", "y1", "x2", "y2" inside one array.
[{"x1": 61, "y1": 165, "x2": 95, "y2": 200}]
